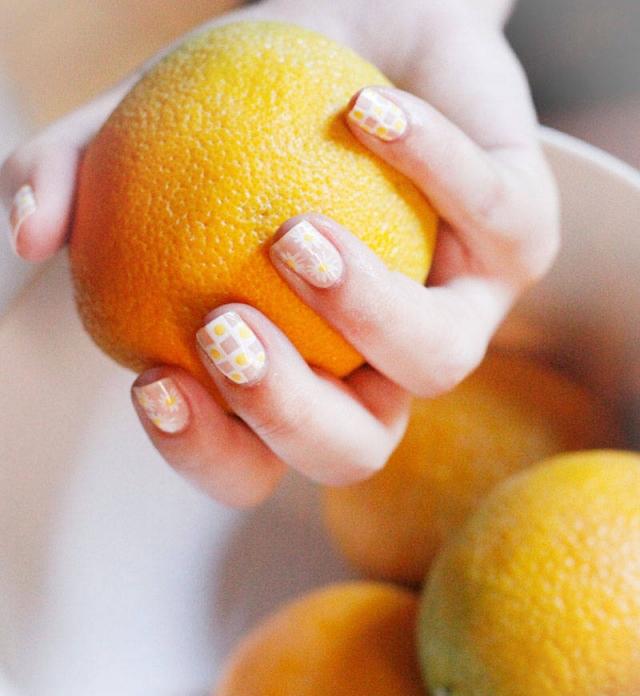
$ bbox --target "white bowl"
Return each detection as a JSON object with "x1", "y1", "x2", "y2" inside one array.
[{"x1": 0, "y1": 128, "x2": 638, "y2": 695}]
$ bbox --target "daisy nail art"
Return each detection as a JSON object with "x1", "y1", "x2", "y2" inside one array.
[
  {"x1": 9, "y1": 184, "x2": 36, "y2": 252},
  {"x1": 133, "y1": 377, "x2": 189, "y2": 434},
  {"x1": 348, "y1": 88, "x2": 408, "y2": 142},
  {"x1": 271, "y1": 220, "x2": 344, "y2": 289},
  {"x1": 196, "y1": 311, "x2": 267, "y2": 385}
]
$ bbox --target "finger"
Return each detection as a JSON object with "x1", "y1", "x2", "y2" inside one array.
[
  {"x1": 345, "y1": 86, "x2": 558, "y2": 280},
  {"x1": 270, "y1": 215, "x2": 513, "y2": 397},
  {"x1": 0, "y1": 80, "x2": 137, "y2": 261},
  {"x1": 131, "y1": 366, "x2": 286, "y2": 507},
  {"x1": 195, "y1": 304, "x2": 409, "y2": 485}
]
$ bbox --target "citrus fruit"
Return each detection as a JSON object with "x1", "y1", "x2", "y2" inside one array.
[
  {"x1": 70, "y1": 21, "x2": 437, "y2": 390},
  {"x1": 418, "y1": 450, "x2": 640, "y2": 696},
  {"x1": 322, "y1": 351, "x2": 622, "y2": 585},
  {"x1": 215, "y1": 582, "x2": 426, "y2": 695}
]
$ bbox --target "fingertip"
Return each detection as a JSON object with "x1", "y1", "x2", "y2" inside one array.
[
  {"x1": 131, "y1": 365, "x2": 286, "y2": 507},
  {"x1": 132, "y1": 368, "x2": 192, "y2": 436},
  {"x1": 345, "y1": 85, "x2": 410, "y2": 145},
  {"x1": 3, "y1": 143, "x2": 80, "y2": 261}
]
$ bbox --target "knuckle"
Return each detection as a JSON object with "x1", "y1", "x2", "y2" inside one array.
[
  {"x1": 411, "y1": 333, "x2": 486, "y2": 399},
  {"x1": 472, "y1": 173, "x2": 512, "y2": 231},
  {"x1": 518, "y1": 202, "x2": 561, "y2": 284},
  {"x1": 320, "y1": 443, "x2": 389, "y2": 487},
  {"x1": 250, "y1": 395, "x2": 311, "y2": 443}
]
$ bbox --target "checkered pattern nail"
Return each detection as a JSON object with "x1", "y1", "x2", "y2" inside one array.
[
  {"x1": 197, "y1": 311, "x2": 267, "y2": 385},
  {"x1": 9, "y1": 184, "x2": 36, "y2": 252},
  {"x1": 348, "y1": 88, "x2": 408, "y2": 142}
]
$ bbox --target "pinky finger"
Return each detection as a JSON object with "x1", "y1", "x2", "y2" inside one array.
[{"x1": 131, "y1": 367, "x2": 286, "y2": 508}]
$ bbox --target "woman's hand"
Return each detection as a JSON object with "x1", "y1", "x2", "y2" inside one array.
[{"x1": 0, "y1": 0, "x2": 558, "y2": 506}]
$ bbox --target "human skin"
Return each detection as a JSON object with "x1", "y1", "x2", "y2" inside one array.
[{"x1": 0, "y1": 0, "x2": 559, "y2": 506}]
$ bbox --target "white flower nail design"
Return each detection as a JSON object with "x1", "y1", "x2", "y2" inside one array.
[{"x1": 271, "y1": 220, "x2": 344, "y2": 289}]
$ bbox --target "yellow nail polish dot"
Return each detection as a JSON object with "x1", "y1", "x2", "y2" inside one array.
[
  {"x1": 352, "y1": 109, "x2": 364, "y2": 120},
  {"x1": 164, "y1": 395, "x2": 176, "y2": 407},
  {"x1": 376, "y1": 126, "x2": 388, "y2": 137},
  {"x1": 255, "y1": 352, "x2": 266, "y2": 366},
  {"x1": 238, "y1": 324, "x2": 252, "y2": 339},
  {"x1": 209, "y1": 347, "x2": 222, "y2": 360},
  {"x1": 373, "y1": 105, "x2": 383, "y2": 116},
  {"x1": 285, "y1": 258, "x2": 297, "y2": 270},
  {"x1": 213, "y1": 323, "x2": 226, "y2": 336},
  {"x1": 235, "y1": 353, "x2": 248, "y2": 366},
  {"x1": 318, "y1": 263, "x2": 327, "y2": 273},
  {"x1": 230, "y1": 372, "x2": 244, "y2": 383},
  {"x1": 393, "y1": 119, "x2": 404, "y2": 131},
  {"x1": 303, "y1": 232, "x2": 315, "y2": 242}
]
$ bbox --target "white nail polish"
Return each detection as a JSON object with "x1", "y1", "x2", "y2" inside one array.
[
  {"x1": 271, "y1": 220, "x2": 344, "y2": 288},
  {"x1": 196, "y1": 311, "x2": 267, "y2": 385},
  {"x1": 9, "y1": 184, "x2": 36, "y2": 253},
  {"x1": 133, "y1": 377, "x2": 190, "y2": 434},
  {"x1": 348, "y1": 88, "x2": 408, "y2": 142}
]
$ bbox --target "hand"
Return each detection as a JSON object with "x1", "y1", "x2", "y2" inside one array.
[{"x1": 0, "y1": 0, "x2": 558, "y2": 506}]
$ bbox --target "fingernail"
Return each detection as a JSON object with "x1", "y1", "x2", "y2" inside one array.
[
  {"x1": 348, "y1": 88, "x2": 408, "y2": 142},
  {"x1": 133, "y1": 377, "x2": 190, "y2": 434},
  {"x1": 271, "y1": 220, "x2": 344, "y2": 288},
  {"x1": 9, "y1": 184, "x2": 36, "y2": 253},
  {"x1": 196, "y1": 311, "x2": 267, "y2": 385}
]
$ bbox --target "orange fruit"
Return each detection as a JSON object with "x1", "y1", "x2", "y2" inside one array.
[
  {"x1": 70, "y1": 21, "x2": 437, "y2": 390},
  {"x1": 418, "y1": 450, "x2": 640, "y2": 696},
  {"x1": 322, "y1": 351, "x2": 623, "y2": 585},
  {"x1": 215, "y1": 582, "x2": 426, "y2": 696}
]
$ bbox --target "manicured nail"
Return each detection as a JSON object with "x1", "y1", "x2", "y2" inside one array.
[
  {"x1": 348, "y1": 88, "x2": 408, "y2": 142},
  {"x1": 9, "y1": 184, "x2": 36, "y2": 253},
  {"x1": 271, "y1": 220, "x2": 344, "y2": 288},
  {"x1": 133, "y1": 377, "x2": 189, "y2": 434},
  {"x1": 196, "y1": 311, "x2": 267, "y2": 385}
]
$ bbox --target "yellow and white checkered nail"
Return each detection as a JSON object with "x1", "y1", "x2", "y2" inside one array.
[
  {"x1": 133, "y1": 377, "x2": 189, "y2": 434},
  {"x1": 9, "y1": 184, "x2": 36, "y2": 252},
  {"x1": 196, "y1": 311, "x2": 267, "y2": 385},
  {"x1": 348, "y1": 88, "x2": 408, "y2": 142}
]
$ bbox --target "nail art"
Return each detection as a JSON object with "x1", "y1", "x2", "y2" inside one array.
[
  {"x1": 133, "y1": 377, "x2": 189, "y2": 434},
  {"x1": 196, "y1": 311, "x2": 266, "y2": 385},
  {"x1": 271, "y1": 220, "x2": 344, "y2": 288},
  {"x1": 348, "y1": 88, "x2": 408, "y2": 142},
  {"x1": 9, "y1": 184, "x2": 36, "y2": 252}
]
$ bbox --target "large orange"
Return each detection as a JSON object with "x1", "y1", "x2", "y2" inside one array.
[
  {"x1": 70, "y1": 21, "x2": 437, "y2": 389},
  {"x1": 322, "y1": 351, "x2": 623, "y2": 585},
  {"x1": 419, "y1": 450, "x2": 640, "y2": 696},
  {"x1": 215, "y1": 582, "x2": 426, "y2": 695}
]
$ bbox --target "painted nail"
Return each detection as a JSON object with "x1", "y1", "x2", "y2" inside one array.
[
  {"x1": 271, "y1": 220, "x2": 344, "y2": 289},
  {"x1": 133, "y1": 377, "x2": 189, "y2": 434},
  {"x1": 348, "y1": 88, "x2": 408, "y2": 142},
  {"x1": 9, "y1": 184, "x2": 36, "y2": 253},
  {"x1": 196, "y1": 311, "x2": 267, "y2": 385}
]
